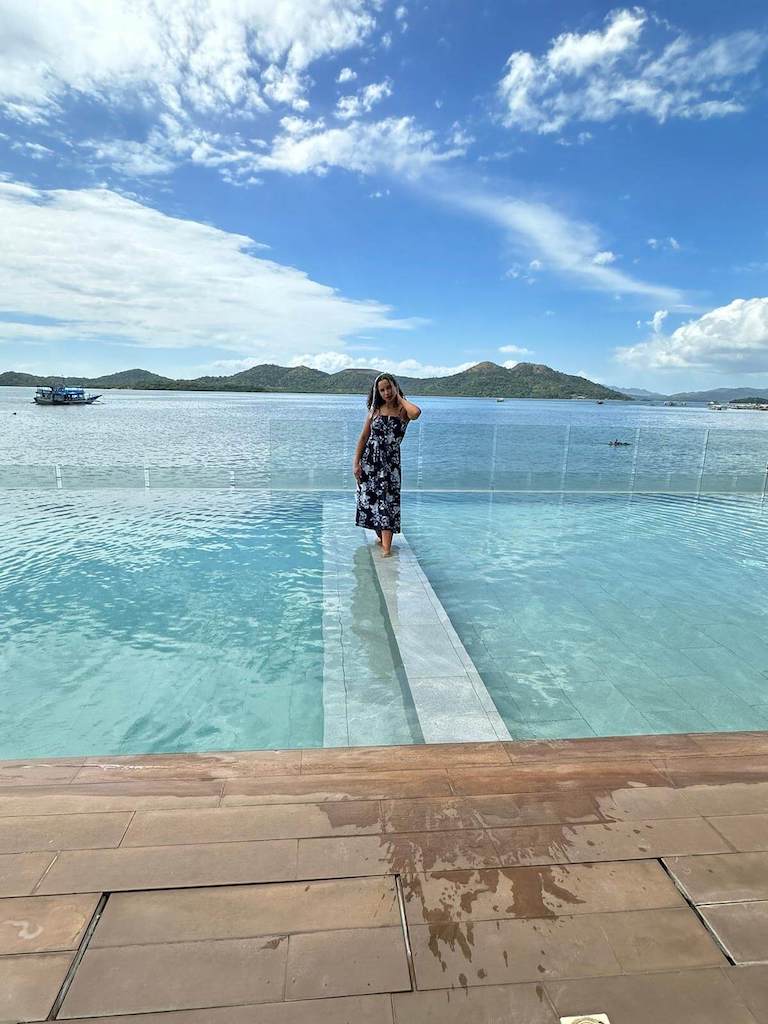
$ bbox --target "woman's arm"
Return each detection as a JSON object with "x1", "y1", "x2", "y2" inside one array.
[
  {"x1": 397, "y1": 393, "x2": 421, "y2": 420},
  {"x1": 352, "y1": 414, "x2": 371, "y2": 481}
]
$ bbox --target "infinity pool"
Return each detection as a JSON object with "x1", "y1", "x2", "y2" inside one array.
[{"x1": 406, "y1": 491, "x2": 768, "y2": 738}]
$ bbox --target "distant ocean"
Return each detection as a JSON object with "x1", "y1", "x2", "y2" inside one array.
[{"x1": 1, "y1": 387, "x2": 767, "y2": 490}]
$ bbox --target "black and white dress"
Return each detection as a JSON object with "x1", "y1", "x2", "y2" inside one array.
[{"x1": 355, "y1": 413, "x2": 408, "y2": 534}]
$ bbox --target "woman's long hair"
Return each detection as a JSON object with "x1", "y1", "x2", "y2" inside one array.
[{"x1": 366, "y1": 372, "x2": 401, "y2": 414}]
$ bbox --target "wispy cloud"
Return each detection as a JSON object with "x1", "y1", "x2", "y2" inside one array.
[{"x1": 497, "y1": 8, "x2": 767, "y2": 134}]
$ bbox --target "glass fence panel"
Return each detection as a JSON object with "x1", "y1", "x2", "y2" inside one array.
[
  {"x1": 269, "y1": 418, "x2": 350, "y2": 488},
  {"x1": 701, "y1": 429, "x2": 768, "y2": 493},
  {"x1": 632, "y1": 427, "x2": 708, "y2": 492},
  {"x1": 564, "y1": 425, "x2": 635, "y2": 491},
  {"x1": 416, "y1": 422, "x2": 495, "y2": 489},
  {"x1": 493, "y1": 424, "x2": 567, "y2": 490},
  {"x1": 0, "y1": 465, "x2": 57, "y2": 488},
  {"x1": 60, "y1": 465, "x2": 146, "y2": 488},
  {"x1": 148, "y1": 466, "x2": 234, "y2": 488}
]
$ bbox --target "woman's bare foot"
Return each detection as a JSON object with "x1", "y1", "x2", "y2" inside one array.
[
  {"x1": 374, "y1": 532, "x2": 382, "y2": 544},
  {"x1": 381, "y1": 548, "x2": 392, "y2": 558}
]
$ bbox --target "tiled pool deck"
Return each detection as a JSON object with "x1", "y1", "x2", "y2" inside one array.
[{"x1": 2, "y1": 733, "x2": 768, "y2": 1022}]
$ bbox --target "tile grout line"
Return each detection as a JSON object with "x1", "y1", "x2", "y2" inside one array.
[
  {"x1": 367, "y1": 532, "x2": 513, "y2": 744},
  {"x1": 47, "y1": 890, "x2": 110, "y2": 1019}
]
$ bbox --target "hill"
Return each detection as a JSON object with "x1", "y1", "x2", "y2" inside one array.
[
  {"x1": 667, "y1": 386, "x2": 768, "y2": 403},
  {"x1": 0, "y1": 361, "x2": 629, "y2": 400},
  {"x1": 611, "y1": 385, "x2": 669, "y2": 400}
]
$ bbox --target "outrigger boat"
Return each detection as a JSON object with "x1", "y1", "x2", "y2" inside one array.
[{"x1": 33, "y1": 386, "x2": 101, "y2": 406}]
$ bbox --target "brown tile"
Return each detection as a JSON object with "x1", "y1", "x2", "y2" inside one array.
[
  {"x1": 381, "y1": 798, "x2": 482, "y2": 833},
  {"x1": 0, "y1": 852, "x2": 56, "y2": 897},
  {"x1": 0, "y1": 951, "x2": 74, "y2": 1022},
  {"x1": 450, "y1": 759, "x2": 669, "y2": 796},
  {"x1": 410, "y1": 916, "x2": 621, "y2": 989},
  {"x1": 122, "y1": 800, "x2": 382, "y2": 847},
  {"x1": 222, "y1": 769, "x2": 453, "y2": 805},
  {"x1": 286, "y1": 926, "x2": 410, "y2": 1000},
  {"x1": 726, "y1": 964, "x2": 768, "y2": 1024},
  {"x1": 709, "y1": 813, "x2": 768, "y2": 852},
  {"x1": 0, "y1": 756, "x2": 86, "y2": 769},
  {"x1": 664, "y1": 853, "x2": 768, "y2": 903},
  {"x1": 392, "y1": 984, "x2": 558, "y2": 1023},
  {"x1": 504, "y1": 733, "x2": 703, "y2": 763},
  {"x1": 684, "y1": 782, "x2": 768, "y2": 817},
  {"x1": 0, "y1": 893, "x2": 99, "y2": 953},
  {"x1": 654, "y1": 755, "x2": 768, "y2": 787},
  {"x1": 0, "y1": 781, "x2": 223, "y2": 817},
  {"x1": 0, "y1": 763, "x2": 81, "y2": 787},
  {"x1": 401, "y1": 861, "x2": 684, "y2": 927},
  {"x1": 301, "y1": 743, "x2": 509, "y2": 774},
  {"x1": 591, "y1": 785, "x2": 697, "y2": 821},
  {"x1": 36, "y1": 839, "x2": 297, "y2": 895},
  {"x1": 58, "y1": 994, "x2": 395, "y2": 1023},
  {"x1": 546, "y1": 968, "x2": 758, "y2": 1024},
  {"x1": 701, "y1": 902, "x2": 768, "y2": 963},
  {"x1": 59, "y1": 937, "x2": 288, "y2": 1017},
  {"x1": 0, "y1": 811, "x2": 132, "y2": 854},
  {"x1": 469, "y1": 791, "x2": 604, "y2": 828},
  {"x1": 92, "y1": 877, "x2": 399, "y2": 946},
  {"x1": 75, "y1": 749, "x2": 301, "y2": 783},
  {"x1": 692, "y1": 732, "x2": 768, "y2": 757},
  {"x1": 489, "y1": 818, "x2": 730, "y2": 866},
  {"x1": 297, "y1": 830, "x2": 500, "y2": 880},
  {"x1": 597, "y1": 907, "x2": 725, "y2": 971}
]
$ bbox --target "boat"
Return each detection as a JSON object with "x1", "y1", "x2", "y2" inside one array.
[
  {"x1": 596, "y1": 399, "x2": 604, "y2": 405},
  {"x1": 495, "y1": 398, "x2": 505, "y2": 403},
  {"x1": 33, "y1": 386, "x2": 101, "y2": 406}
]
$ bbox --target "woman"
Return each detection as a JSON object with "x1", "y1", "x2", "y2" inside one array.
[{"x1": 353, "y1": 373, "x2": 421, "y2": 556}]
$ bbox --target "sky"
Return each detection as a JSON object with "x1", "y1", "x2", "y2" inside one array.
[{"x1": 0, "y1": 0, "x2": 767, "y2": 392}]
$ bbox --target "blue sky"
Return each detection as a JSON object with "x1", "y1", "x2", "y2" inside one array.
[{"x1": 0, "y1": 0, "x2": 766, "y2": 390}]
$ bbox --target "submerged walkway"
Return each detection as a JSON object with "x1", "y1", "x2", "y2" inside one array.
[{"x1": 1, "y1": 732, "x2": 768, "y2": 1022}]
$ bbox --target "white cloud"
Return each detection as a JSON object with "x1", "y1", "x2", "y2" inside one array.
[
  {"x1": 593, "y1": 250, "x2": 617, "y2": 265},
  {"x1": 286, "y1": 352, "x2": 474, "y2": 377},
  {"x1": 499, "y1": 344, "x2": 532, "y2": 355},
  {"x1": 0, "y1": 180, "x2": 418, "y2": 358},
  {"x1": 498, "y1": 8, "x2": 767, "y2": 134},
  {"x1": 255, "y1": 116, "x2": 465, "y2": 177},
  {"x1": 10, "y1": 140, "x2": 55, "y2": 159},
  {"x1": 335, "y1": 79, "x2": 393, "y2": 120},
  {"x1": 616, "y1": 297, "x2": 768, "y2": 372},
  {"x1": 647, "y1": 236, "x2": 681, "y2": 251},
  {"x1": 448, "y1": 186, "x2": 682, "y2": 303},
  {"x1": 337, "y1": 67, "x2": 357, "y2": 84},
  {"x1": 395, "y1": 6, "x2": 407, "y2": 21}
]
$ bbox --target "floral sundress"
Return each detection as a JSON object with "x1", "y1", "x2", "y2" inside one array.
[{"x1": 355, "y1": 413, "x2": 408, "y2": 533}]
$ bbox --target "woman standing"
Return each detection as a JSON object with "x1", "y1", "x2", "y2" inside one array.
[{"x1": 353, "y1": 373, "x2": 421, "y2": 556}]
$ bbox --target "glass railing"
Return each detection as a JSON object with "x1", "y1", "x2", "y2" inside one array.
[{"x1": 1, "y1": 424, "x2": 767, "y2": 494}]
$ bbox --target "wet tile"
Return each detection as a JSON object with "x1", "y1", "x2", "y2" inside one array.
[
  {"x1": 301, "y1": 743, "x2": 508, "y2": 774},
  {"x1": 664, "y1": 852, "x2": 768, "y2": 903},
  {"x1": 0, "y1": 811, "x2": 132, "y2": 854},
  {"x1": 286, "y1": 926, "x2": 410, "y2": 1000},
  {"x1": 223, "y1": 770, "x2": 453, "y2": 805},
  {"x1": 58, "y1": 994, "x2": 395, "y2": 1023},
  {"x1": 547, "y1": 968, "x2": 758, "y2": 1024},
  {"x1": 693, "y1": 733, "x2": 768, "y2": 757},
  {"x1": 0, "y1": 781, "x2": 223, "y2": 817},
  {"x1": 92, "y1": 877, "x2": 399, "y2": 946},
  {"x1": 402, "y1": 861, "x2": 684, "y2": 926},
  {"x1": 59, "y1": 937, "x2": 289, "y2": 1017},
  {"x1": 469, "y1": 791, "x2": 604, "y2": 828},
  {"x1": 36, "y1": 839, "x2": 297, "y2": 895},
  {"x1": 655, "y1": 755, "x2": 768, "y2": 788},
  {"x1": 297, "y1": 830, "x2": 500, "y2": 879},
  {"x1": 708, "y1": 813, "x2": 768, "y2": 852},
  {"x1": 410, "y1": 915, "x2": 621, "y2": 989},
  {"x1": 503, "y1": 733, "x2": 702, "y2": 763},
  {"x1": 381, "y1": 798, "x2": 483, "y2": 833},
  {"x1": 76, "y1": 750, "x2": 301, "y2": 783},
  {"x1": 700, "y1": 902, "x2": 768, "y2": 963},
  {"x1": 0, "y1": 852, "x2": 56, "y2": 897},
  {"x1": 597, "y1": 907, "x2": 725, "y2": 971},
  {"x1": 726, "y1": 965, "x2": 768, "y2": 1024},
  {"x1": 0, "y1": 763, "x2": 81, "y2": 787},
  {"x1": 122, "y1": 801, "x2": 382, "y2": 847},
  {"x1": 0, "y1": 893, "x2": 99, "y2": 953},
  {"x1": 591, "y1": 785, "x2": 696, "y2": 821},
  {"x1": 450, "y1": 759, "x2": 668, "y2": 796},
  {"x1": 683, "y1": 782, "x2": 768, "y2": 817},
  {"x1": 391, "y1": 984, "x2": 558, "y2": 1023},
  {"x1": 0, "y1": 951, "x2": 74, "y2": 1022},
  {"x1": 489, "y1": 818, "x2": 729, "y2": 865}
]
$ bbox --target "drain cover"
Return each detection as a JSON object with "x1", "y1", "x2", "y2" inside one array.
[{"x1": 560, "y1": 1016, "x2": 611, "y2": 1024}]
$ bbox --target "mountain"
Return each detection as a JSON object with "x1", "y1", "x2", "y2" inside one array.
[
  {"x1": 667, "y1": 386, "x2": 768, "y2": 403},
  {"x1": 0, "y1": 361, "x2": 629, "y2": 400},
  {"x1": 611, "y1": 386, "x2": 669, "y2": 400}
]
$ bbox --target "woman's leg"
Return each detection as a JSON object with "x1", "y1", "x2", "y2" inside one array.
[
  {"x1": 381, "y1": 529, "x2": 393, "y2": 556},
  {"x1": 375, "y1": 529, "x2": 382, "y2": 544}
]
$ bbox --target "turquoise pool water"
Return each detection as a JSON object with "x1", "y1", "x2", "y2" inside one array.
[{"x1": 406, "y1": 491, "x2": 768, "y2": 738}]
